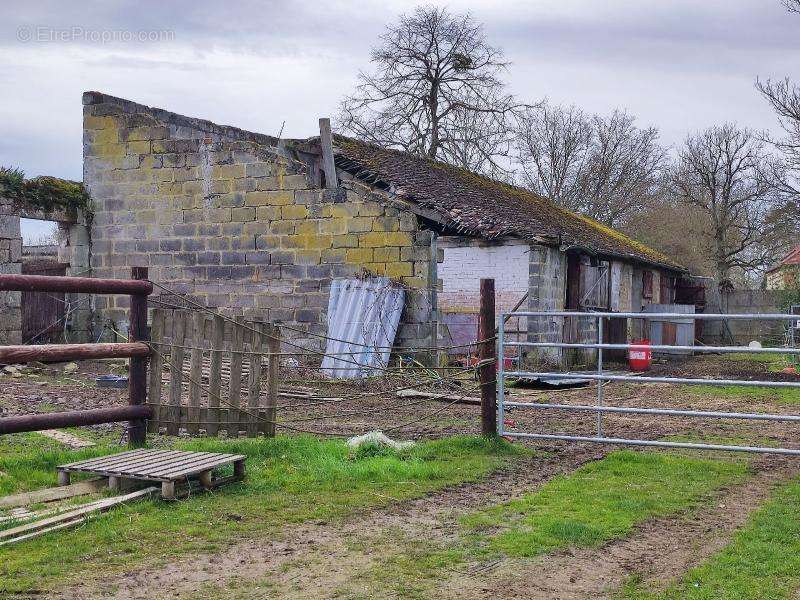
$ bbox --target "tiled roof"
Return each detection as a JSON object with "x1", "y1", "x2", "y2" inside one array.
[
  {"x1": 768, "y1": 245, "x2": 800, "y2": 272},
  {"x1": 333, "y1": 136, "x2": 685, "y2": 271}
]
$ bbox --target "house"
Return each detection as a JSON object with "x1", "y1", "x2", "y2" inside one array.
[
  {"x1": 0, "y1": 92, "x2": 687, "y2": 365},
  {"x1": 766, "y1": 246, "x2": 800, "y2": 290}
]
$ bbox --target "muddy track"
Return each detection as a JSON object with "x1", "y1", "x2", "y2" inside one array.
[
  {"x1": 59, "y1": 451, "x2": 800, "y2": 599},
  {"x1": 52, "y1": 445, "x2": 608, "y2": 599},
  {"x1": 438, "y1": 455, "x2": 800, "y2": 599}
]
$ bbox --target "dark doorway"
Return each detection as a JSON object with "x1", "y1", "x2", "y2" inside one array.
[{"x1": 21, "y1": 260, "x2": 68, "y2": 343}]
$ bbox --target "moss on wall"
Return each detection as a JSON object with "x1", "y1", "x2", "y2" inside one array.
[{"x1": 0, "y1": 167, "x2": 90, "y2": 214}]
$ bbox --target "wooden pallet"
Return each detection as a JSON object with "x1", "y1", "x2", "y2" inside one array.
[{"x1": 57, "y1": 449, "x2": 246, "y2": 499}]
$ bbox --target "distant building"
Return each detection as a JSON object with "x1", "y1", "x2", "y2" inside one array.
[{"x1": 766, "y1": 246, "x2": 800, "y2": 290}]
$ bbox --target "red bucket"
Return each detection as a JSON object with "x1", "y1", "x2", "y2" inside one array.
[{"x1": 628, "y1": 339, "x2": 651, "y2": 372}]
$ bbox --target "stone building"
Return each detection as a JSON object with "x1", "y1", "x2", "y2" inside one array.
[{"x1": 2, "y1": 91, "x2": 687, "y2": 364}]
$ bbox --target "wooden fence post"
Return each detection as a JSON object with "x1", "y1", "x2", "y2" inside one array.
[
  {"x1": 147, "y1": 309, "x2": 165, "y2": 433},
  {"x1": 479, "y1": 278, "x2": 497, "y2": 436},
  {"x1": 265, "y1": 324, "x2": 281, "y2": 438},
  {"x1": 128, "y1": 267, "x2": 149, "y2": 447}
]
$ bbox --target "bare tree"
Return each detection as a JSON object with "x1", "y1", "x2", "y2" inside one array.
[
  {"x1": 783, "y1": 0, "x2": 800, "y2": 12},
  {"x1": 338, "y1": 6, "x2": 522, "y2": 176},
  {"x1": 515, "y1": 102, "x2": 666, "y2": 227},
  {"x1": 757, "y1": 77, "x2": 800, "y2": 200},
  {"x1": 515, "y1": 102, "x2": 591, "y2": 207},
  {"x1": 670, "y1": 124, "x2": 784, "y2": 286}
]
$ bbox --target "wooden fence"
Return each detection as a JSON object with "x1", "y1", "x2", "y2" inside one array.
[{"x1": 146, "y1": 309, "x2": 280, "y2": 437}]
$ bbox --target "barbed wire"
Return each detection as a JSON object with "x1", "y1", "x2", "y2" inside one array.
[
  {"x1": 107, "y1": 323, "x2": 488, "y2": 437},
  {"x1": 148, "y1": 281, "x2": 496, "y2": 354}
]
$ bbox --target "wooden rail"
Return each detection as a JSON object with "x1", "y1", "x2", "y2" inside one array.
[
  {"x1": 0, "y1": 406, "x2": 153, "y2": 435},
  {"x1": 0, "y1": 273, "x2": 152, "y2": 295},
  {"x1": 0, "y1": 342, "x2": 150, "y2": 364},
  {"x1": 0, "y1": 268, "x2": 152, "y2": 446}
]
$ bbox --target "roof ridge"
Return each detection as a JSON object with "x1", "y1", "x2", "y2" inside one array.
[{"x1": 334, "y1": 136, "x2": 683, "y2": 271}]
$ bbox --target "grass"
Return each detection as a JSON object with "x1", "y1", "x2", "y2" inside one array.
[
  {"x1": 687, "y1": 384, "x2": 800, "y2": 406},
  {"x1": 680, "y1": 351, "x2": 800, "y2": 405},
  {"x1": 0, "y1": 432, "x2": 124, "y2": 496},
  {"x1": 621, "y1": 477, "x2": 800, "y2": 600},
  {"x1": 462, "y1": 450, "x2": 748, "y2": 558},
  {"x1": 0, "y1": 432, "x2": 522, "y2": 595},
  {"x1": 335, "y1": 450, "x2": 749, "y2": 598}
]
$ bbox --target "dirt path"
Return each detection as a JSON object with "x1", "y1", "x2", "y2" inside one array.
[
  {"x1": 438, "y1": 455, "x2": 800, "y2": 599},
  {"x1": 55, "y1": 452, "x2": 799, "y2": 600},
  {"x1": 52, "y1": 445, "x2": 607, "y2": 599}
]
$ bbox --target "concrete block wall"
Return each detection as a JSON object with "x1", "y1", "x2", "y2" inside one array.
[
  {"x1": 527, "y1": 244, "x2": 566, "y2": 365},
  {"x1": 702, "y1": 286, "x2": 785, "y2": 345},
  {"x1": 0, "y1": 199, "x2": 22, "y2": 344},
  {"x1": 82, "y1": 92, "x2": 431, "y2": 351},
  {"x1": 57, "y1": 214, "x2": 92, "y2": 341}
]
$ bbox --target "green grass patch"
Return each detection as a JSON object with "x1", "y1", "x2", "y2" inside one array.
[
  {"x1": 463, "y1": 450, "x2": 748, "y2": 558},
  {"x1": 336, "y1": 451, "x2": 749, "y2": 598},
  {"x1": 0, "y1": 434, "x2": 522, "y2": 595},
  {"x1": 622, "y1": 477, "x2": 800, "y2": 599},
  {"x1": 685, "y1": 383, "x2": 800, "y2": 406},
  {"x1": 0, "y1": 432, "x2": 124, "y2": 496}
]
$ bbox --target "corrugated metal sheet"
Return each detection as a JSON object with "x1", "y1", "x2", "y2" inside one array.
[
  {"x1": 320, "y1": 278, "x2": 405, "y2": 379},
  {"x1": 645, "y1": 303, "x2": 695, "y2": 354}
]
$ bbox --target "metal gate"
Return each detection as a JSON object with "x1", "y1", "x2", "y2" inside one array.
[{"x1": 498, "y1": 311, "x2": 800, "y2": 456}]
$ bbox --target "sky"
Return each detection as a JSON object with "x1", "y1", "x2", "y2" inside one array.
[{"x1": 2, "y1": 0, "x2": 799, "y2": 240}]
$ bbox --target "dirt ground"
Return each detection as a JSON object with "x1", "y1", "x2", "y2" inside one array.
[{"x1": 4, "y1": 354, "x2": 800, "y2": 598}]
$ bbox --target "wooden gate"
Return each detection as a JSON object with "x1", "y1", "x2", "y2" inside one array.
[
  {"x1": 21, "y1": 260, "x2": 69, "y2": 343},
  {"x1": 146, "y1": 309, "x2": 280, "y2": 437}
]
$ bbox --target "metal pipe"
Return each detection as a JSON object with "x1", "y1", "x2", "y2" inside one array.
[
  {"x1": 505, "y1": 341, "x2": 800, "y2": 355},
  {"x1": 0, "y1": 273, "x2": 153, "y2": 295},
  {"x1": 0, "y1": 342, "x2": 150, "y2": 364},
  {"x1": 596, "y1": 315, "x2": 603, "y2": 436},
  {"x1": 504, "y1": 401, "x2": 800, "y2": 422},
  {"x1": 505, "y1": 371, "x2": 800, "y2": 389},
  {"x1": 497, "y1": 313, "x2": 506, "y2": 435},
  {"x1": 509, "y1": 311, "x2": 799, "y2": 321},
  {"x1": 0, "y1": 406, "x2": 153, "y2": 435},
  {"x1": 499, "y1": 431, "x2": 800, "y2": 456}
]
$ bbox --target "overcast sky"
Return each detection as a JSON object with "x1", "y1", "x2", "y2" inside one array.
[{"x1": 2, "y1": 0, "x2": 798, "y2": 182}]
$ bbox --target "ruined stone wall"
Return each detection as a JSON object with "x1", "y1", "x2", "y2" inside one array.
[
  {"x1": 0, "y1": 199, "x2": 22, "y2": 344},
  {"x1": 82, "y1": 92, "x2": 431, "y2": 351}
]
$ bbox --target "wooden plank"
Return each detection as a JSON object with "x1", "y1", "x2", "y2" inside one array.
[
  {"x1": 395, "y1": 388, "x2": 481, "y2": 406},
  {"x1": 0, "y1": 516, "x2": 88, "y2": 547},
  {"x1": 67, "y1": 455, "x2": 205, "y2": 477},
  {"x1": 59, "y1": 449, "x2": 156, "y2": 470},
  {"x1": 168, "y1": 311, "x2": 186, "y2": 435},
  {"x1": 0, "y1": 487, "x2": 159, "y2": 543},
  {"x1": 112, "y1": 452, "x2": 223, "y2": 477},
  {"x1": 147, "y1": 309, "x2": 166, "y2": 433},
  {"x1": 0, "y1": 479, "x2": 106, "y2": 509},
  {"x1": 62, "y1": 451, "x2": 207, "y2": 475},
  {"x1": 153, "y1": 406, "x2": 253, "y2": 430},
  {"x1": 155, "y1": 455, "x2": 246, "y2": 479},
  {"x1": 265, "y1": 324, "x2": 280, "y2": 437},
  {"x1": 147, "y1": 456, "x2": 242, "y2": 479},
  {"x1": 247, "y1": 322, "x2": 264, "y2": 437},
  {"x1": 207, "y1": 314, "x2": 225, "y2": 436},
  {"x1": 227, "y1": 317, "x2": 245, "y2": 438},
  {"x1": 318, "y1": 118, "x2": 339, "y2": 188},
  {"x1": 187, "y1": 311, "x2": 205, "y2": 435}
]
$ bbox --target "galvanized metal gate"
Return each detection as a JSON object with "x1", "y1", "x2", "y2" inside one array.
[{"x1": 498, "y1": 311, "x2": 800, "y2": 456}]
